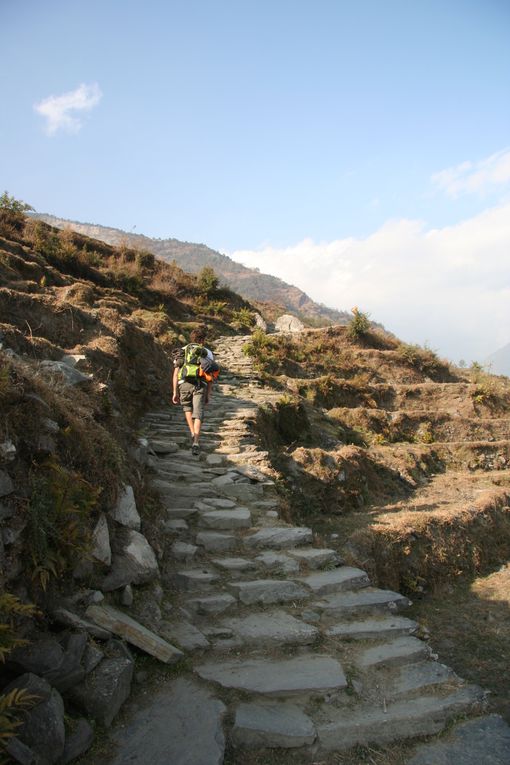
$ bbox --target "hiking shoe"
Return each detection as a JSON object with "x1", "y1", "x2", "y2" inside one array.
[{"x1": 191, "y1": 443, "x2": 200, "y2": 457}]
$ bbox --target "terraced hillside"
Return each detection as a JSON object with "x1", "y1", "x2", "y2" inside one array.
[{"x1": 82, "y1": 336, "x2": 509, "y2": 765}]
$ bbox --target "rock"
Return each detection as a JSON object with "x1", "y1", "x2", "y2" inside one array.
[
  {"x1": 159, "y1": 620, "x2": 210, "y2": 651},
  {"x1": 220, "y1": 482, "x2": 264, "y2": 501},
  {"x1": 212, "y1": 557, "x2": 257, "y2": 572},
  {"x1": 408, "y1": 714, "x2": 510, "y2": 765},
  {"x1": 198, "y1": 508, "x2": 252, "y2": 530},
  {"x1": 255, "y1": 551, "x2": 300, "y2": 574},
  {"x1": 287, "y1": 548, "x2": 340, "y2": 569},
  {"x1": 316, "y1": 587, "x2": 410, "y2": 619},
  {"x1": 43, "y1": 633, "x2": 87, "y2": 692},
  {"x1": 275, "y1": 314, "x2": 305, "y2": 333},
  {"x1": 4, "y1": 673, "x2": 65, "y2": 764},
  {"x1": 60, "y1": 718, "x2": 94, "y2": 764},
  {"x1": 233, "y1": 702, "x2": 316, "y2": 748},
  {"x1": 52, "y1": 608, "x2": 111, "y2": 640},
  {"x1": 0, "y1": 439, "x2": 16, "y2": 462},
  {"x1": 253, "y1": 313, "x2": 267, "y2": 331},
  {"x1": 325, "y1": 616, "x2": 418, "y2": 640},
  {"x1": 187, "y1": 594, "x2": 237, "y2": 616},
  {"x1": 40, "y1": 360, "x2": 91, "y2": 386},
  {"x1": 387, "y1": 661, "x2": 458, "y2": 700},
  {"x1": 170, "y1": 541, "x2": 198, "y2": 562},
  {"x1": 228, "y1": 579, "x2": 309, "y2": 606},
  {"x1": 82, "y1": 643, "x2": 104, "y2": 674},
  {"x1": 355, "y1": 636, "x2": 430, "y2": 670},
  {"x1": 101, "y1": 528, "x2": 159, "y2": 591},
  {"x1": 91, "y1": 514, "x2": 111, "y2": 566},
  {"x1": 195, "y1": 655, "x2": 347, "y2": 696},
  {"x1": 196, "y1": 531, "x2": 237, "y2": 552},
  {"x1": 61, "y1": 354, "x2": 87, "y2": 368},
  {"x1": 4, "y1": 736, "x2": 38, "y2": 765},
  {"x1": 244, "y1": 527, "x2": 313, "y2": 549},
  {"x1": 107, "y1": 678, "x2": 226, "y2": 765},
  {"x1": 86, "y1": 604, "x2": 183, "y2": 664},
  {"x1": 110, "y1": 485, "x2": 141, "y2": 530},
  {"x1": 173, "y1": 569, "x2": 219, "y2": 591},
  {"x1": 206, "y1": 454, "x2": 225, "y2": 466},
  {"x1": 317, "y1": 686, "x2": 484, "y2": 752},
  {"x1": 148, "y1": 439, "x2": 179, "y2": 454},
  {"x1": 120, "y1": 585, "x2": 133, "y2": 607},
  {"x1": 68, "y1": 656, "x2": 134, "y2": 727},
  {"x1": 198, "y1": 497, "x2": 236, "y2": 509},
  {"x1": 298, "y1": 567, "x2": 370, "y2": 595},
  {"x1": 222, "y1": 610, "x2": 319, "y2": 646},
  {"x1": 0, "y1": 468, "x2": 14, "y2": 497}
]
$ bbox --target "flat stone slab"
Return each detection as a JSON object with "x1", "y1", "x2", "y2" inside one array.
[
  {"x1": 196, "y1": 532, "x2": 237, "y2": 552},
  {"x1": 174, "y1": 569, "x2": 219, "y2": 591},
  {"x1": 233, "y1": 702, "x2": 316, "y2": 748},
  {"x1": 86, "y1": 605, "x2": 183, "y2": 664},
  {"x1": 255, "y1": 551, "x2": 300, "y2": 574},
  {"x1": 197, "y1": 497, "x2": 236, "y2": 509},
  {"x1": 407, "y1": 714, "x2": 510, "y2": 765},
  {"x1": 388, "y1": 661, "x2": 457, "y2": 700},
  {"x1": 287, "y1": 548, "x2": 340, "y2": 569},
  {"x1": 212, "y1": 557, "x2": 257, "y2": 572},
  {"x1": 221, "y1": 610, "x2": 319, "y2": 646},
  {"x1": 167, "y1": 507, "x2": 198, "y2": 520},
  {"x1": 244, "y1": 527, "x2": 313, "y2": 549},
  {"x1": 159, "y1": 620, "x2": 210, "y2": 651},
  {"x1": 199, "y1": 508, "x2": 252, "y2": 530},
  {"x1": 171, "y1": 541, "x2": 198, "y2": 562},
  {"x1": 317, "y1": 588, "x2": 410, "y2": 619},
  {"x1": 228, "y1": 579, "x2": 309, "y2": 605},
  {"x1": 317, "y1": 686, "x2": 484, "y2": 751},
  {"x1": 195, "y1": 655, "x2": 347, "y2": 696},
  {"x1": 299, "y1": 567, "x2": 369, "y2": 595},
  {"x1": 356, "y1": 636, "x2": 430, "y2": 670},
  {"x1": 187, "y1": 594, "x2": 237, "y2": 615},
  {"x1": 149, "y1": 439, "x2": 179, "y2": 453},
  {"x1": 220, "y1": 483, "x2": 264, "y2": 501},
  {"x1": 325, "y1": 616, "x2": 418, "y2": 640},
  {"x1": 109, "y1": 678, "x2": 226, "y2": 765}
]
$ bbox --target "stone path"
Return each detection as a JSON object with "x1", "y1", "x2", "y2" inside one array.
[{"x1": 94, "y1": 335, "x2": 510, "y2": 764}]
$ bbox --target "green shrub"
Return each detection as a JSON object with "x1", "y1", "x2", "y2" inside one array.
[
  {"x1": 347, "y1": 307, "x2": 370, "y2": 340},
  {"x1": 197, "y1": 266, "x2": 219, "y2": 295}
]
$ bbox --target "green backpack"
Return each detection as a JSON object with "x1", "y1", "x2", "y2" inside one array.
[{"x1": 178, "y1": 343, "x2": 207, "y2": 382}]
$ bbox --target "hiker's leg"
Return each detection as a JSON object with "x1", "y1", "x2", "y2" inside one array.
[
  {"x1": 179, "y1": 383, "x2": 195, "y2": 438},
  {"x1": 191, "y1": 386, "x2": 206, "y2": 444}
]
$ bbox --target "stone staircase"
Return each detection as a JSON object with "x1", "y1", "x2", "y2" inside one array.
[{"x1": 98, "y1": 335, "x2": 509, "y2": 764}]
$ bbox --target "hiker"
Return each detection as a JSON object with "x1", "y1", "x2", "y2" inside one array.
[{"x1": 172, "y1": 327, "x2": 218, "y2": 456}]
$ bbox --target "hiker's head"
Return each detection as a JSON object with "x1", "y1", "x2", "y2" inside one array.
[{"x1": 190, "y1": 326, "x2": 207, "y2": 344}]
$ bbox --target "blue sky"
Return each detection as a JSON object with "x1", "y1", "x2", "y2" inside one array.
[{"x1": 1, "y1": 0, "x2": 510, "y2": 360}]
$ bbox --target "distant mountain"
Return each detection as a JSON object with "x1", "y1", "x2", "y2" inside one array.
[
  {"x1": 34, "y1": 215, "x2": 351, "y2": 326},
  {"x1": 486, "y1": 342, "x2": 510, "y2": 377}
]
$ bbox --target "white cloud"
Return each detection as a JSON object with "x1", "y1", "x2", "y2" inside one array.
[
  {"x1": 432, "y1": 148, "x2": 510, "y2": 198},
  {"x1": 34, "y1": 83, "x2": 102, "y2": 135},
  {"x1": 230, "y1": 202, "x2": 510, "y2": 362}
]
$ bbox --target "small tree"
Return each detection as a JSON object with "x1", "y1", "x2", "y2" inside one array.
[
  {"x1": 197, "y1": 266, "x2": 219, "y2": 295},
  {"x1": 0, "y1": 191, "x2": 34, "y2": 238},
  {"x1": 347, "y1": 307, "x2": 370, "y2": 340}
]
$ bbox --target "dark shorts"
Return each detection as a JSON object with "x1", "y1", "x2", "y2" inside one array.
[{"x1": 179, "y1": 381, "x2": 206, "y2": 420}]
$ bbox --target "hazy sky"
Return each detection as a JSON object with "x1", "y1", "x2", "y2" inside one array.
[{"x1": 1, "y1": 0, "x2": 509, "y2": 361}]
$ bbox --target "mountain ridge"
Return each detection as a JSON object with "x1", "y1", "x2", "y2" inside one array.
[{"x1": 34, "y1": 214, "x2": 351, "y2": 325}]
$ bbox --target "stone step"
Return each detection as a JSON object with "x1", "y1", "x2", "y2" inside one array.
[
  {"x1": 355, "y1": 636, "x2": 430, "y2": 670},
  {"x1": 287, "y1": 547, "x2": 341, "y2": 569},
  {"x1": 316, "y1": 587, "x2": 410, "y2": 620},
  {"x1": 298, "y1": 567, "x2": 370, "y2": 595},
  {"x1": 187, "y1": 594, "x2": 237, "y2": 615},
  {"x1": 316, "y1": 686, "x2": 484, "y2": 752},
  {"x1": 195, "y1": 655, "x2": 348, "y2": 696},
  {"x1": 407, "y1": 714, "x2": 510, "y2": 765},
  {"x1": 211, "y1": 557, "x2": 257, "y2": 572},
  {"x1": 244, "y1": 526, "x2": 313, "y2": 549},
  {"x1": 195, "y1": 531, "x2": 238, "y2": 552},
  {"x1": 386, "y1": 660, "x2": 459, "y2": 700},
  {"x1": 232, "y1": 701, "x2": 316, "y2": 749},
  {"x1": 198, "y1": 508, "x2": 252, "y2": 530},
  {"x1": 254, "y1": 551, "x2": 300, "y2": 575},
  {"x1": 173, "y1": 569, "x2": 219, "y2": 591},
  {"x1": 196, "y1": 497, "x2": 237, "y2": 509},
  {"x1": 220, "y1": 610, "x2": 319, "y2": 647},
  {"x1": 227, "y1": 579, "x2": 309, "y2": 606},
  {"x1": 325, "y1": 615, "x2": 418, "y2": 640}
]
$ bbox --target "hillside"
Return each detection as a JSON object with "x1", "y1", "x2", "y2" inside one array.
[
  {"x1": 34, "y1": 214, "x2": 352, "y2": 326},
  {"x1": 2, "y1": 199, "x2": 510, "y2": 765},
  {"x1": 486, "y1": 340, "x2": 510, "y2": 377}
]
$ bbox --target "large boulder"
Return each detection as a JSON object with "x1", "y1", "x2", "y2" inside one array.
[
  {"x1": 0, "y1": 468, "x2": 14, "y2": 497},
  {"x1": 101, "y1": 528, "x2": 159, "y2": 591},
  {"x1": 91, "y1": 514, "x2": 111, "y2": 566},
  {"x1": 3, "y1": 673, "x2": 65, "y2": 764},
  {"x1": 109, "y1": 486, "x2": 141, "y2": 530},
  {"x1": 39, "y1": 361, "x2": 91, "y2": 386},
  {"x1": 67, "y1": 655, "x2": 134, "y2": 727},
  {"x1": 275, "y1": 314, "x2": 305, "y2": 333},
  {"x1": 11, "y1": 633, "x2": 87, "y2": 693}
]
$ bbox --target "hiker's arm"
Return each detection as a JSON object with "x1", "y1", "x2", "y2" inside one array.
[
  {"x1": 172, "y1": 367, "x2": 180, "y2": 404},
  {"x1": 205, "y1": 380, "x2": 213, "y2": 404}
]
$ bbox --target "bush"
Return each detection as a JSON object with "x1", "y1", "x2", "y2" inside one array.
[
  {"x1": 197, "y1": 266, "x2": 219, "y2": 296},
  {"x1": 0, "y1": 191, "x2": 34, "y2": 239},
  {"x1": 347, "y1": 307, "x2": 370, "y2": 340}
]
